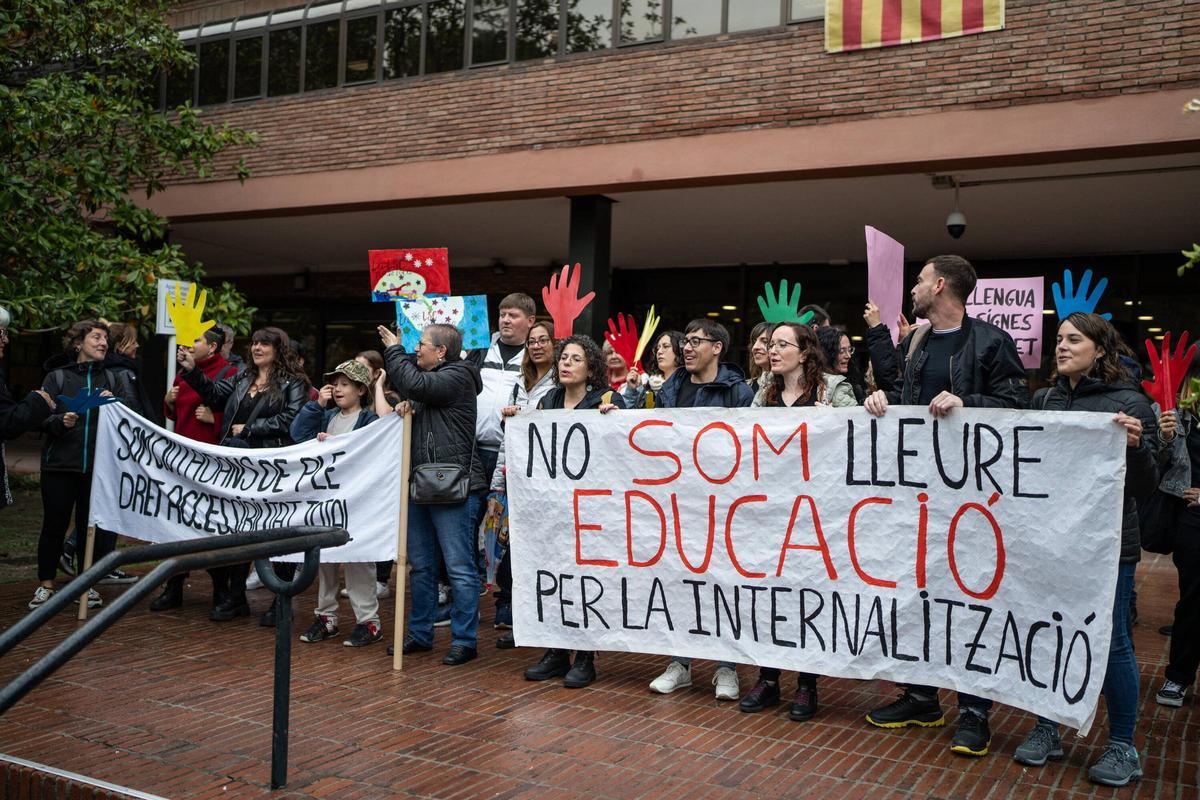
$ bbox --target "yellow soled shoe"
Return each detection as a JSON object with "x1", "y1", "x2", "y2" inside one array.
[{"x1": 865, "y1": 691, "x2": 946, "y2": 729}]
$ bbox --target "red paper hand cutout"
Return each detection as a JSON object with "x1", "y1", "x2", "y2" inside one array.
[
  {"x1": 1143, "y1": 331, "x2": 1196, "y2": 412},
  {"x1": 604, "y1": 313, "x2": 639, "y2": 368},
  {"x1": 541, "y1": 263, "x2": 595, "y2": 339}
]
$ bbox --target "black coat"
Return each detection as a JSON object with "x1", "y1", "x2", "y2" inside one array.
[
  {"x1": 182, "y1": 367, "x2": 307, "y2": 448},
  {"x1": 1, "y1": 368, "x2": 52, "y2": 510},
  {"x1": 104, "y1": 352, "x2": 159, "y2": 424},
  {"x1": 39, "y1": 357, "x2": 137, "y2": 473},
  {"x1": 537, "y1": 386, "x2": 628, "y2": 411},
  {"x1": 1035, "y1": 375, "x2": 1159, "y2": 564},
  {"x1": 885, "y1": 316, "x2": 1030, "y2": 409},
  {"x1": 384, "y1": 347, "x2": 488, "y2": 491},
  {"x1": 865, "y1": 323, "x2": 901, "y2": 394}
]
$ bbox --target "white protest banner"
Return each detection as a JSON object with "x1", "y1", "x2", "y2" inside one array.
[
  {"x1": 90, "y1": 404, "x2": 402, "y2": 562},
  {"x1": 507, "y1": 407, "x2": 1125, "y2": 730}
]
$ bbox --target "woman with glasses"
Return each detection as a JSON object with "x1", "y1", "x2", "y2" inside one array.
[
  {"x1": 623, "y1": 330, "x2": 683, "y2": 409},
  {"x1": 485, "y1": 320, "x2": 557, "y2": 644},
  {"x1": 816, "y1": 326, "x2": 867, "y2": 403},
  {"x1": 522, "y1": 335, "x2": 624, "y2": 688},
  {"x1": 739, "y1": 321, "x2": 857, "y2": 720}
]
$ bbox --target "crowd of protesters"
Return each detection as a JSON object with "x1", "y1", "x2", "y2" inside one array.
[{"x1": 2, "y1": 252, "x2": 1199, "y2": 789}]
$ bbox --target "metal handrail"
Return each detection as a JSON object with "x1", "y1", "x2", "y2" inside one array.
[{"x1": 0, "y1": 526, "x2": 350, "y2": 790}]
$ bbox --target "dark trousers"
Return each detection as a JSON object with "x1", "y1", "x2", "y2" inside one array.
[
  {"x1": 37, "y1": 471, "x2": 116, "y2": 582},
  {"x1": 1167, "y1": 507, "x2": 1200, "y2": 686},
  {"x1": 495, "y1": 548, "x2": 512, "y2": 607},
  {"x1": 905, "y1": 685, "x2": 993, "y2": 713},
  {"x1": 376, "y1": 561, "x2": 393, "y2": 584},
  {"x1": 760, "y1": 667, "x2": 817, "y2": 686},
  {"x1": 209, "y1": 563, "x2": 250, "y2": 605}
]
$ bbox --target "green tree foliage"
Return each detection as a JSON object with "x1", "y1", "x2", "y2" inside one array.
[{"x1": 0, "y1": 0, "x2": 257, "y2": 334}]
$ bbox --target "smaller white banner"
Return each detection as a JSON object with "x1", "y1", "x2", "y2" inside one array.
[{"x1": 90, "y1": 403, "x2": 403, "y2": 562}]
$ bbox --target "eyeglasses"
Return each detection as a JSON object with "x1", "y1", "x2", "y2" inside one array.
[
  {"x1": 682, "y1": 336, "x2": 717, "y2": 349},
  {"x1": 768, "y1": 340, "x2": 800, "y2": 351},
  {"x1": 528, "y1": 336, "x2": 552, "y2": 347},
  {"x1": 558, "y1": 354, "x2": 586, "y2": 365},
  {"x1": 839, "y1": 346, "x2": 856, "y2": 356}
]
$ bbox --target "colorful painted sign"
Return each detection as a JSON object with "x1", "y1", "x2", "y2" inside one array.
[{"x1": 369, "y1": 249, "x2": 451, "y2": 302}]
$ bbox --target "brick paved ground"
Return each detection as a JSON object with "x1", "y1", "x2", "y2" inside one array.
[{"x1": 0, "y1": 554, "x2": 1195, "y2": 800}]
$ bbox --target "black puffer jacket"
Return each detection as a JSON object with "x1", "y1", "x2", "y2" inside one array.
[
  {"x1": 384, "y1": 347, "x2": 487, "y2": 492},
  {"x1": 866, "y1": 323, "x2": 901, "y2": 394},
  {"x1": 537, "y1": 386, "x2": 628, "y2": 411},
  {"x1": 886, "y1": 316, "x2": 1030, "y2": 409},
  {"x1": 104, "y1": 351, "x2": 158, "y2": 424},
  {"x1": 39, "y1": 356, "x2": 136, "y2": 472},
  {"x1": 1, "y1": 367, "x2": 52, "y2": 510},
  {"x1": 1035, "y1": 375, "x2": 1159, "y2": 564},
  {"x1": 182, "y1": 367, "x2": 307, "y2": 448}
]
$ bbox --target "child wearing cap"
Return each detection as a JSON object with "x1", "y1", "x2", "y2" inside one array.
[{"x1": 289, "y1": 359, "x2": 381, "y2": 647}]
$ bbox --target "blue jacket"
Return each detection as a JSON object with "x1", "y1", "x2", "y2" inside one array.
[
  {"x1": 289, "y1": 401, "x2": 377, "y2": 443},
  {"x1": 655, "y1": 363, "x2": 754, "y2": 409}
]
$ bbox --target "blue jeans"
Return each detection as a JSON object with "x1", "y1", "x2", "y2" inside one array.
[
  {"x1": 1038, "y1": 561, "x2": 1138, "y2": 744},
  {"x1": 408, "y1": 494, "x2": 481, "y2": 649}
]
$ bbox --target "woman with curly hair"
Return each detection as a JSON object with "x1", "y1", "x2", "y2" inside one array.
[
  {"x1": 522, "y1": 335, "x2": 624, "y2": 688},
  {"x1": 177, "y1": 326, "x2": 308, "y2": 624}
]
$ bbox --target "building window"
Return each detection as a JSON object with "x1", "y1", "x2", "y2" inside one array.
[
  {"x1": 727, "y1": 0, "x2": 782, "y2": 32},
  {"x1": 383, "y1": 6, "x2": 423, "y2": 78},
  {"x1": 620, "y1": 0, "x2": 664, "y2": 44},
  {"x1": 516, "y1": 0, "x2": 558, "y2": 59},
  {"x1": 197, "y1": 39, "x2": 229, "y2": 105},
  {"x1": 671, "y1": 0, "x2": 721, "y2": 38},
  {"x1": 234, "y1": 36, "x2": 264, "y2": 99},
  {"x1": 268, "y1": 27, "x2": 302, "y2": 95},
  {"x1": 345, "y1": 16, "x2": 379, "y2": 82},
  {"x1": 790, "y1": 0, "x2": 823, "y2": 20},
  {"x1": 165, "y1": 44, "x2": 196, "y2": 107},
  {"x1": 567, "y1": 0, "x2": 611, "y2": 52},
  {"x1": 472, "y1": 0, "x2": 509, "y2": 65},
  {"x1": 305, "y1": 18, "x2": 341, "y2": 90},
  {"x1": 426, "y1": 0, "x2": 465, "y2": 74}
]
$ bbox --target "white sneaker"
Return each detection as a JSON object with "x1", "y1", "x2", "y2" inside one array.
[
  {"x1": 28, "y1": 586, "x2": 55, "y2": 610},
  {"x1": 83, "y1": 588, "x2": 102, "y2": 609},
  {"x1": 649, "y1": 661, "x2": 692, "y2": 694},
  {"x1": 246, "y1": 571, "x2": 264, "y2": 591},
  {"x1": 713, "y1": 666, "x2": 739, "y2": 700},
  {"x1": 375, "y1": 581, "x2": 390, "y2": 599}
]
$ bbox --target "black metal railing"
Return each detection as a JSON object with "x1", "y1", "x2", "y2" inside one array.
[{"x1": 0, "y1": 526, "x2": 349, "y2": 790}]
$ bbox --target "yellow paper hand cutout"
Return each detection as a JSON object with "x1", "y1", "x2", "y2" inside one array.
[
  {"x1": 633, "y1": 304, "x2": 661, "y2": 364},
  {"x1": 166, "y1": 283, "x2": 215, "y2": 345}
]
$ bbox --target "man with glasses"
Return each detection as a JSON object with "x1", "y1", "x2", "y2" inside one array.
[
  {"x1": 0, "y1": 308, "x2": 54, "y2": 512},
  {"x1": 649, "y1": 318, "x2": 754, "y2": 700}
]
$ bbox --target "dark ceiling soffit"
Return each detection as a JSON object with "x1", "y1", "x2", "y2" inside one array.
[{"x1": 163, "y1": 139, "x2": 1200, "y2": 224}]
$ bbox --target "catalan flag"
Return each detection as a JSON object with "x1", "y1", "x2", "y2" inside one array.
[{"x1": 826, "y1": 0, "x2": 1004, "y2": 53}]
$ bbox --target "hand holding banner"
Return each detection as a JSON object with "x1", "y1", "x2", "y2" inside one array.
[
  {"x1": 1143, "y1": 331, "x2": 1196, "y2": 413},
  {"x1": 542, "y1": 263, "x2": 595, "y2": 338}
]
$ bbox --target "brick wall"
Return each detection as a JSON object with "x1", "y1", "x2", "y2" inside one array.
[{"x1": 174, "y1": 0, "x2": 1200, "y2": 184}]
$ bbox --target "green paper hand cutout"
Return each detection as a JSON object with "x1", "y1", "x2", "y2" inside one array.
[{"x1": 757, "y1": 279, "x2": 814, "y2": 324}]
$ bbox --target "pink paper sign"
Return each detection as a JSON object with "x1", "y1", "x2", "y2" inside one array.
[
  {"x1": 866, "y1": 226, "x2": 905, "y2": 345},
  {"x1": 965, "y1": 277, "x2": 1045, "y2": 369}
]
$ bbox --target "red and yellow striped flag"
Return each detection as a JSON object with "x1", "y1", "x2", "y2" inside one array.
[{"x1": 826, "y1": 0, "x2": 1004, "y2": 53}]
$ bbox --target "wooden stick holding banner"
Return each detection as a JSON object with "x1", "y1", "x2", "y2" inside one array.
[
  {"x1": 76, "y1": 526, "x2": 96, "y2": 621},
  {"x1": 392, "y1": 409, "x2": 413, "y2": 671}
]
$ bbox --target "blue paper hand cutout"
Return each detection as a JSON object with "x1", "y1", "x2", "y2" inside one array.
[
  {"x1": 1052, "y1": 268, "x2": 1112, "y2": 320},
  {"x1": 57, "y1": 389, "x2": 120, "y2": 414}
]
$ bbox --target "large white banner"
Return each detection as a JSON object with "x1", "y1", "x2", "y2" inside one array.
[
  {"x1": 507, "y1": 407, "x2": 1125, "y2": 730},
  {"x1": 90, "y1": 403, "x2": 403, "y2": 562}
]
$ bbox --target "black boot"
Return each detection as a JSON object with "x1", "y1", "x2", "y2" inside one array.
[
  {"x1": 150, "y1": 575, "x2": 185, "y2": 611},
  {"x1": 209, "y1": 593, "x2": 250, "y2": 621},
  {"x1": 563, "y1": 651, "x2": 596, "y2": 688},
  {"x1": 524, "y1": 649, "x2": 571, "y2": 681}
]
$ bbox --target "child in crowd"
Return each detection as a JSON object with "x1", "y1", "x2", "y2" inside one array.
[{"x1": 289, "y1": 359, "x2": 382, "y2": 647}]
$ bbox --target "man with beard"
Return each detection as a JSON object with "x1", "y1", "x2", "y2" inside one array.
[{"x1": 862, "y1": 255, "x2": 1029, "y2": 758}]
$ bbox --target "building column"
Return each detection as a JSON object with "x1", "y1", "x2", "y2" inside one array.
[{"x1": 567, "y1": 195, "x2": 613, "y2": 341}]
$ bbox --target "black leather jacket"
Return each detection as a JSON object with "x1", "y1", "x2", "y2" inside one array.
[
  {"x1": 182, "y1": 367, "x2": 306, "y2": 448},
  {"x1": 1035, "y1": 376, "x2": 1159, "y2": 564},
  {"x1": 384, "y1": 347, "x2": 488, "y2": 491},
  {"x1": 885, "y1": 316, "x2": 1030, "y2": 409}
]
